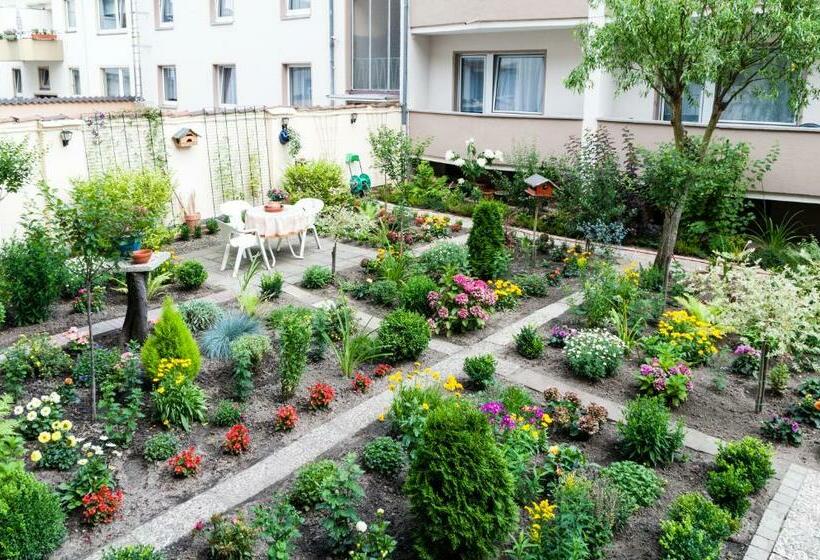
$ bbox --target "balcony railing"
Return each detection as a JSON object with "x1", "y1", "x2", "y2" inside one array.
[
  {"x1": 0, "y1": 37, "x2": 63, "y2": 62},
  {"x1": 411, "y1": 0, "x2": 590, "y2": 30}
]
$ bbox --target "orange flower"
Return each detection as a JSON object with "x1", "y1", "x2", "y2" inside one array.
[{"x1": 813, "y1": 399, "x2": 820, "y2": 412}]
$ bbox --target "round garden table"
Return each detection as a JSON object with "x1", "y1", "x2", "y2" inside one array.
[
  {"x1": 118, "y1": 251, "x2": 170, "y2": 346},
  {"x1": 244, "y1": 204, "x2": 310, "y2": 259}
]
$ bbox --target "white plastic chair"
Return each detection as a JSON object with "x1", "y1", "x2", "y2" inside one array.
[
  {"x1": 218, "y1": 201, "x2": 271, "y2": 277},
  {"x1": 294, "y1": 198, "x2": 324, "y2": 256}
]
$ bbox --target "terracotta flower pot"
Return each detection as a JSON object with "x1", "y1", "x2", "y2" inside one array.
[
  {"x1": 183, "y1": 212, "x2": 201, "y2": 230},
  {"x1": 265, "y1": 202, "x2": 283, "y2": 213},
  {"x1": 131, "y1": 249, "x2": 153, "y2": 265}
]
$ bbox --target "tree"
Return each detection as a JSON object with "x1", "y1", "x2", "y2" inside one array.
[
  {"x1": 566, "y1": 0, "x2": 820, "y2": 275},
  {"x1": 368, "y1": 126, "x2": 430, "y2": 192},
  {"x1": 0, "y1": 138, "x2": 37, "y2": 201},
  {"x1": 40, "y1": 182, "x2": 126, "y2": 421}
]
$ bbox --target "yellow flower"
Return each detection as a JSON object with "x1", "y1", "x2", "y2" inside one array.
[
  {"x1": 38, "y1": 432, "x2": 51, "y2": 444},
  {"x1": 548, "y1": 445, "x2": 560, "y2": 456},
  {"x1": 421, "y1": 402, "x2": 430, "y2": 411},
  {"x1": 51, "y1": 420, "x2": 61, "y2": 430},
  {"x1": 51, "y1": 431, "x2": 62, "y2": 442},
  {"x1": 377, "y1": 413, "x2": 385, "y2": 422},
  {"x1": 61, "y1": 420, "x2": 73, "y2": 431},
  {"x1": 67, "y1": 435, "x2": 77, "y2": 447},
  {"x1": 541, "y1": 413, "x2": 553, "y2": 427},
  {"x1": 30, "y1": 450, "x2": 42, "y2": 463}
]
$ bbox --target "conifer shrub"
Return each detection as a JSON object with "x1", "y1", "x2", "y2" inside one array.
[
  {"x1": 377, "y1": 310, "x2": 430, "y2": 364},
  {"x1": 467, "y1": 200, "x2": 509, "y2": 279},
  {"x1": 141, "y1": 298, "x2": 201, "y2": 380},
  {"x1": 0, "y1": 470, "x2": 66, "y2": 559}
]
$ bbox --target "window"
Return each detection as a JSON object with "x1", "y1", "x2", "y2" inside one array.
[
  {"x1": 456, "y1": 53, "x2": 546, "y2": 115},
  {"x1": 288, "y1": 66, "x2": 312, "y2": 106},
  {"x1": 458, "y1": 55, "x2": 485, "y2": 114},
  {"x1": 287, "y1": 0, "x2": 310, "y2": 13},
  {"x1": 160, "y1": 66, "x2": 177, "y2": 104},
  {"x1": 70, "y1": 68, "x2": 81, "y2": 95},
  {"x1": 12, "y1": 69, "x2": 22, "y2": 97},
  {"x1": 659, "y1": 84, "x2": 704, "y2": 123},
  {"x1": 215, "y1": 0, "x2": 233, "y2": 20},
  {"x1": 65, "y1": 0, "x2": 77, "y2": 31},
  {"x1": 721, "y1": 77, "x2": 794, "y2": 125},
  {"x1": 103, "y1": 67, "x2": 131, "y2": 96},
  {"x1": 158, "y1": 0, "x2": 173, "y2": 25},
  {"x1": 99, "y1": 0, "x2": 126, "y2": 30},
  {"x1": 352, "y1": 0, "x2": 400, "y2": 91},
  {"x1": 216, "y1": 65, "x2": 236, "y2": 106},
  {"x1": 38, "y1": 67, "x2": 51, "y2": 91}
]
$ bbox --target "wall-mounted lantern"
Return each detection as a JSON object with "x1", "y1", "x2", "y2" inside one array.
[
  {"x1": 350, "y1": 112, "x2": 358, "y2": 125},
  {"x1": 279, "y1": 117, "x2": 291, "y2": 144},
  {"x1": 59, "y1": 129, "x2": 73, "y2": 147}
]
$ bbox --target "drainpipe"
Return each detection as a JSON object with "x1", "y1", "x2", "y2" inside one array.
[
  {"x1": 400, "y1": 0, "x2": 408, "y2": 127},
  {"x1": 328, "y1": 0, "x2": 336, "y2": 107}
]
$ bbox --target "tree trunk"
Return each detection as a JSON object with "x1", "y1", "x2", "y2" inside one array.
[
  {"x1": 755, "y1": 342, "x2": 769, "y2": 414},
  {"x1": 331, "y1": 239, "x2": 338, "y2": 276},
  {"x1": 121, "y1": 271, "x2": 149, "y2": 346},
  {"x1": 653, "y1": 204, "x2": 684, "y2": 277},
  {"x1": 86, "y1": 278, "x2": 96, "y2": 422}
]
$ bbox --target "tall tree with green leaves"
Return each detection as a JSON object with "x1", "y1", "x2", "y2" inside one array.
[
  {"x1": 0, "y1": 138, "x2": 37, "y2": 201},
  {"x1": 566, "y1": 0, "x2": 820, "y2": 275}
]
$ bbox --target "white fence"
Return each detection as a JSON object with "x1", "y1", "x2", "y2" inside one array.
[{"x1": 0, "y1": 104, "x2": 401, "y2": 240}]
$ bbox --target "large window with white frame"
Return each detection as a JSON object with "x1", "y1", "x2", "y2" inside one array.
[
  {"x1": 214, "y1": 0, "x2": 233, "y2": 22},
  {"x1": 286, "y1": 0, "x2": 310, "y2": 15},
  {"x1": 287, "y1": 65, "x2": 312, "y2": 107},
  {"x1": 352, "y1": 0, "x2": 400, "y2": 92},
  {"x1": 70, "y1": 68, "x2": 81, "y2": 95},
  {"x1": 215, "y1": 65, "x2": 236, "y2": 106},
  {"x1": 65, "y1": 0, "x2": 77, "y2": 31},
  {"x1": 456, "y1": 53, "x2": 546, "y2": 115},
  {"x1": 160, "y1": 66, "x2": 177, "y2": 105},
  {"x1": 12, "y1": 69, "x2": 22, "y2": 97},
  {"x1": 99, "y1": 0, "x2": 126, "y2": 30},
  {"x1": 157, "y1": 0, "x2": 173, "y2": 26},
  {"x1": 38, "y1": 67, "x2": 51, "y2": 91},
  {"x1": 102, "y1": 67, "x2": 130, "y2": 96}
]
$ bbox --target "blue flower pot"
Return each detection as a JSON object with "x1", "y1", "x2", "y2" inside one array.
[{"x1": 118, "y1": 235, "x2": 143, "y2": 257}]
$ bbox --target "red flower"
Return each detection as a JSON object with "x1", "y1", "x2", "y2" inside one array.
[
  {"x1": 81, "y1": 485, "x2": 124, "y2": 525},
  {"x1": 274, "y1": 405, "x2": 299, "y2": 432},
  {"x1": 168, "y1": 446, "x2": 202, "y2": 477},
  {"x1": 307, "y1": 382, "x2": 335, "y2": 410},
  {"x1": 373, "y1": 363, "x2": 393, "y2": 378},
  {"x1": 351, "y1": 372, "x2": 373, "y2": 394},
  {"x1": 223, "y1": 424, "x2": 251, "y2": 455}
]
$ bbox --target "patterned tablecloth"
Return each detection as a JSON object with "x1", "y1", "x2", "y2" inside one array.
[{"x1": 244, "y1": 205, "x2": 308, "y2": 238}]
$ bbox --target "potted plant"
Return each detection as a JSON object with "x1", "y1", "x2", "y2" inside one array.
[
  {"x1": 265, "y1": 187, "x2": 287, "y2": 212},
  {"x1": 3, "y1": 29, "x2": 19, "y2": 41},
  {"x1": 175, "y1": 191, "x2": 200, "y2": 230},
  {"x1": 31, "y1": 29, "x2": 57, "y2": 40}
]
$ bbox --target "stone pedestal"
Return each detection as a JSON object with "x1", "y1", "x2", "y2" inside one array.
[{"x1": 118, "y1": 252, "x2": 170, "y2": 346}]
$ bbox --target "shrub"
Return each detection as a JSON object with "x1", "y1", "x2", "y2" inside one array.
[
  {"x1": 405, "y1": 400, "x2": 518, "y2": 560},
  {"x1": 290, "y1": 459, "x2": 340, "y2": 509},
  {"x1": 565, "y1": 329, "x2": 625, "y2": 380},
  {"x1": 168, "y1": 446, "x2": 202, "y2": 477},
  {"x1": 713, "y1": 437, "x2": 775, "y2": 494},
  {"x1": 577, "y1": 263, "x2": 637, "y2": 327},
  {"x1": 463, "y1": 354, "x2": 496, "y2": 388},
  {"x1": 252, "y1": 497, "x2": 303, "y2": 560},
  {"x1": 229, "y1": 334, "x2": 271, "y2": 401},
  {"x1": 0, "y1": 469, "x2": 66, "y2": 559},
  {"x1": 768, "y1": 363, "x2": 791, "y2": 395},
  {"x1": 1, "y1": 334, "x2": 72, "y2": 397},
  {"x1": 515, "y1": 325, "x2": 544, "y2": 359},
  {"x1": 512, "y1": 273, "x2": 550, "y2": 297},
  {"x1": 102, "y1": 545, "x2": 166, "y2": 560},
  {"x1": 467, "y1": 200, "x2": 509, "y2": 279},
  {"x1": 316, "y1": 454, "x2": 365, "y2": 554},
  {"x1": 141, "y1": 298, "x2": 202, "y2": 380},
  {"x1": 279, "y1": 309, "x2": 313, "y2": 398},
  {"x1": 73, "y1": 345, "x2": 120, "y2": 387},
  {"x1": 500, "y1": 385, "x2": 533, "y2": 412},
  {"x1": 282, "y1": 160, "x2": 352, "y2": 207},
  {"x1": 400, "y1": 274, "x2": 437, "y2": 316},
  {"x1": 705, "y1": 465, "x2": 752, "y2": 518},
  {"x1": 617, "y1": 396, "x2": 684, "y2": 466},
  {"x1": 0, "y1": 226, "x2": 67, "y2": 326},
  {"x1": 361, "y1": 436, "x2": 404, "y2": 476},
  {"x1": 205, "y1": 218, "x2": 220, "y2": 234},
  {"x1": 175, "y1": 260, "x2": 207, "y2": 290},
  {"x1": 204, "y1": 513, "x2": 257, "y2": 560},
  {"x1": 302, "y1": 265, "x2": 333, "y2": 289},
  {"x1": 260, "y1": 272, "x2": 283, "y2": 300},
  {"x1": 307, "y1": 382, "x2": 335, "y2": 410},
  {"x1": 377, "y1": 310, "x2": 430, "y2": 364},
  {"x1": 211, "y1": 400, "x2": 243, "y2": 427},
  {"x1": 636, "y1": 359, "x2": 694, "y2": 408},
  {"x1": 0, "y1": 302, "x2": 4, "y2": 326},
  {"x1": 369, "y1": 279, "x2": 400, "y2": 306},
  {"x1": 730, "y1": 344, "x2": 760, "y2": 376},
  {"x1": 178, "y1": 299, "x2": 224, "y2": 332},
  {"x1": 428, "y1": 274, "x2": 496, "y2": 336},
  {"x1": 200, "y1": 313, "x2": 262, "y2": 361},
  {"x1": 388, "y1": 379, "x2": 446, "y2": 453},
  {"x1": 143, "y1": 433, "x2": 180, "y2": 462},
  {"x1": 223, "y1": 424, "x2": 251, "y2": 455},
  {"x1": 81, "y1": 485, "x2": 124, "y2": 525},
  {"x1": 417, "y1": 242, "x2": 470, "y2": 278},
  {"x1": 274, "y1": 404, "x2": 298, "y2": 432},
  {"x1": 659, "y1": 493, "x2": 736, "y2": 560},
  {"x1": 601, "y1": 460, "x2": 665, "y2": 514}
]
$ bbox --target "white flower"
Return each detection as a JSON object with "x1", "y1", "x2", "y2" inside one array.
[
  {"x1": 457, "y1": 178, "x2": 465, "y2": 185},
  {"x1": 465, "y1": 138, "x2": 475, "y2": 146},
  {"x1": 453, "y1": 158, "x2": 465, "y2": 167},
  {"x1": 482, "y1": 148, "x2": 495, "y2": 159},
  {"x1": 112, "y1": 450, "x2": 122, "y2": 457},
  {"x1": 444, "y1": 150, "x2": 455, "y2": 161},
  {"x1": 99, "y1": 435, "x2": 108, "y2": 441},
  {"x1": 28, "y1": 398, "x2": 42, "y2": 409},
  {"x1": 13, "y1": 406, "x2": 23, "y2": 416},
  {"x1": 355, "y1": 521, "x2": 368, "y2": 533},
  {"x1": 49, "y1": 392, "x2": 61, "y2": 404},
  {"x1": 26, "y1": 411, "x2": 37, "y2": 421},
  {"x1": 82, "y1": 442, "x2": 92, "y2": 450},
  {"x1": 77, "y1": 458, "x2": 88, "y2": 466},
  {"x1": 476, "y1": 158, "x2": 487, "y2": 168},
  {"x1": 377, "y1": 508, "x2": 384, "y2": 515},
  {"x1": 105, "y1": 442, "x2": 116, "y2": 448},
  {"x1": 40, "y1": 406, "x2": 51, "y2": 417},
  {"x1": 494, "y1": 150, "x2": 504, "y2": 162}
]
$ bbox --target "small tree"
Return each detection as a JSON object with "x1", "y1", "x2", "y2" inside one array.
[
  {"x1": 566, "y1": 0, "x2": 820, "y2": 276},
  {"x1": 467, "y1": 200, "x2": 508, "y2": 279},
  {"x1": 368, "y1": 126, "x2": 430, "y2": 192},
  {"x1": 40, "y1": 182, "x2": 125, "y2": 421},
  {"x1": 0, "y1": 139, "x2": 37, "y2": 202}
]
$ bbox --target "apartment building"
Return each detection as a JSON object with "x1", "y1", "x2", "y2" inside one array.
[
  {"x1": 406, "y1": 0, "x2": 820, "y2": 210},
  {"x1": 1, "y1": 0, "x2": 402, "y2": 109}
]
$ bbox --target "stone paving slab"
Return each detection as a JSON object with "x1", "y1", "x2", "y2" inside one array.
[{"x1": 758, "y1": 466, "x2": 820, "y2": 560}]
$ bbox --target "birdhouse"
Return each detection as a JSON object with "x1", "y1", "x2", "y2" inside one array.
[
  {"x1": 524, "y1": 174, "x2": 556, "y2": 199},
  {"x1": 171, "y1": 127, "x2": 200, "y2": 148}
]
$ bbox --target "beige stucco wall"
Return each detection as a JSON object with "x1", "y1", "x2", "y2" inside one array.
[{"x1": 411, "y1": 0, "x2": 590, "y2": 28}]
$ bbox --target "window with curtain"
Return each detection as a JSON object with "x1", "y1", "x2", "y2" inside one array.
[
  {"x1": 161, "y1": 66, "x2": 177, "y2": 103},
  {"x1": 38, "y1": 67, "x2": 50, "y2": 90},
  {"x1": 288, "y1": 66, "x2": 312, "y2": 106},
  {"x1": 721, "y1": 77, "x2": 794, "y2": 124},
  {"x1": 159, "y1": 0, "x2": 173, "y2": 24},
  {"x1": 458, "y1": 55, "x2": 485, "y2": 114},
  {"x1": 12, "y1": 69, "x2": 22, "y2": 96},
  {"x1": 288, "y1": 0, "x2": 310, "y2": 10},
  {"x1": 217, "y1": 0, "x2": 233, "y2": 18},
  {"x1": 103, "y1": 67, "x2": 130, "y2": 96},
  {"x1": 352, "y1": 0, "x2": 400, "y2": 91},
  {"x1": 99, "y1": 0, "x2": 126, "y2": 30},
  {"x1": 660, "y1": 84, "x2": 704, "y2": 123},
  {"x1": 65, "y1": 0, "x2": 77, "y2": 30},
  {"x1": 217, "y1": 65, "x2": 236, "y2": 105},
  {"x1": 70, "y1": 68, "x2": 81, "y2": 95},
  {"x1": 492, "y1": 54, "x2": 545, "y2": 114}
]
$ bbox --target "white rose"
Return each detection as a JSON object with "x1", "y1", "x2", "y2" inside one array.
[
  {"x1": 483, "y1": 149, "x2": 495, "y2": 158},
  {"x1": 13, "y1": 406, "x2": 23, "y2": 416},
  {"x1": 444, "y1": 150, "x2": 455, "y2": 161},
  {"x1": 355, "y1": 521, "x2": 368, "y2": 533},
  {"x1": 453, "y1": 158, "x2": 465, "y2": 167},
  {"x1": 466, "y1": 138, "x2": 475, "y2": 146},
  {"x1": 26, "y1": 411, "x2": 37, "y2": 421},
  {"x1": 494, "y1": 150, "x2": 504, "y2": 162},
  {"x1": 476, "y1": 158, "x2": 487, "y2": 168}
]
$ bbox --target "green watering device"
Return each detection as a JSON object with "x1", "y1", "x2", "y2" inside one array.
[{"x1": 346, "y1": 153, "x2": 372, "y2": 197}]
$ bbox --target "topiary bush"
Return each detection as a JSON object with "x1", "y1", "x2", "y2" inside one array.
[
  {"x1": 102, "y1": 545, "x2": 166, "y2": 560},
  {"x1": 177, "y1": 299, "x2": 224, "y2": 333},
  {"x1": 659, "y1": 493, "x2": 736, "y2": 560},
  {"x1": 463, "y1": 354, "x2": 496, "y2": 389},
  {"x1": 0, "y1": 469, "x2": 66, "y2": 559},
  {"x1": 281, "y1": 160, "x2": 352, "y2": 208},
  {"x1": 302, "y1": 265, "x2": 333, "y2": 289},
  {"x1": 174, "y1": 260, "x2": 208, "y2": 290},
  {"x1": 377, "y1": 310, "x2": 431, "y2": 364},
  {"x1": 400, "y1": 274, "x2": 437, "y2": 316},
  {"x1": 706, "y1": 437, "x2": 775, "y2": 518},
  {"x1": 617, "y1": 396, "x2": 684, "y2": 466},
  {"x1": 289, "y1": 459, "x2": 340, "y2": 510},
  {"x1": 514, "y1": 324, "x2": 544, "y2": 359},
  {"x1": 141, "y1": 297, "x2": 201, "y2": 380},
  {"x1": 260, "y1": 272, "x2": 284, "y2": 300},
  {"x1": 405, "y1": 400, "x2": 518, "y2": 560},
  {"x1": 361, "y1": 436, "x2": 405, "y2": 477},
  {"x1": 467, "y1": 200, "x2": 509, "y2": 280},
  {"x1": 417, "y1": 242, "x2": 470, "y2": 278},
  {"x1": 200, "y1": 313, "x2": 262, "y2": 360},
  {"x1": 279, "y1": 308, "x2": 313, "y2": 398},
  {"x1": 369, "y1": 279, "x2": 400, "y2": 307}
]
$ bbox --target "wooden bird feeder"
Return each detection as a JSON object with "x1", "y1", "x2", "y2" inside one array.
[
  {"x1": 171, "y1": 127, "x2": 200, "y2": 148},
  {"x1": 524, "y1": 174, "x2": 556, "y2": 199}
]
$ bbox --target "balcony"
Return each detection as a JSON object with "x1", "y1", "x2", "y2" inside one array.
[
  {"x1": 0, "y1": 37, "x2": 63, "y2": 62},
  {"x1": 411, "y1": 0, "x2": 590, "y2": 34}
]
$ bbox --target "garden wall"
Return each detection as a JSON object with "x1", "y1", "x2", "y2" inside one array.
[{"x1": 0, "y1": 104, "x2": 400, "y2": 240}]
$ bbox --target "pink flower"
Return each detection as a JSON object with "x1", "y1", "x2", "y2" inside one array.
[
  {"x1": 194, "y1": 519, "x2": 205, "y2": 531},
  {"x1": 457, "y1": 308, "x2": 469, "y2": 320},
  {"x1": 437, "y1": 307, "x2": 449, "y2": 319},
  {"x1": 454, "y1": 293, "x2": 469, "y2": 305}
]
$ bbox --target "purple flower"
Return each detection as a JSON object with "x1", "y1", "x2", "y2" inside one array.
[
  {"x1": 427, "y1": 291, "x2": 441, "y2": 307},
  {"x1": 733, "y1": 344, "x2": 761, "y2": 358},
  {"x1": 457, "y1": 307, "x2": 469, "y2": 320},
  {"x1": 436, "y1": 306, "x2": 449, "y2": 319},
  {"x1": 480, "y1": 401, "x2": 505, "y2": 416},
  {"x1": 653, "y1": 377, "x2": 667, "y2": 391},
  {"x1": 454, "y1": 293, "x2": 469, "y2": 305}
]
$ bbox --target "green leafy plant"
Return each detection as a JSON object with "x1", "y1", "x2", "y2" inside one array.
[
  {"x1": 463, "y1": 354, "x2": 497, "y2": 389},
  {"x1": 515, "y1": 325, "x2": 544, "y2": 359},
  {"x1": 279, "y1": 309, "x2": 313, "y2": 398},
  {"x1": 260, "y1": 272, "x2": 284, "y2": 301},
  {"x1": 178, "y1": 299, "x2": 224, "y2": 332},
  {"x1": 143, "y1": 432, "x2": 180, "y2": 462},
  {"x1": 368, "y1": 279, "x2": 400, "y2": 307},
  {"x1": 705, "y1": 465, "x2": 752, "y2": 518},
  {"x1": 565, "y1": 329, "x2": 625, "y2": 380},
  {"x1": 617, "y1": 396, "x2": 684, "y2": 466},
  {"x1": 512, "y1": 273, "x2": 550, "y2": 297},
  {"x1": 58, "y1": 455, "x2": 116, "y2": 511},
  {"x1": 601, "y1": 460, "x2": 665, "y2": 514},
  {"x1": 211, "y1": 400, "x2": 244, "y2": 427},
  {"x1": 0, "y1": 137, "x2": 37, "y2": 201},
  {"x1": 290, "y1": 459, "x2": 340, "y2": 510},
  {"x1": 349, "y1": 509, "x2": 398, "y2": 560},
  {"x1": 377, "y1": 310, "x2": 430, "y2": 364},
  {"x1": 229, "y1": 334, "x2": 271, "y2": 401},
  {"x1": 205, "y1": 217, "x2": 220, "y2": 235},
  {"x1": 0, "y1": 469, "x2": 66, "y2": 559},
  {"x1": 302, "y1": 265, "x2": 333, "y2": 289},
  {"x1": 204, "y1": 513, "x2": 257, "y2": 560},
  {"x1": 98, "y1": 347, "x2": 144, "y2": 446},
  {"x1": 417, "y1": 242, "x2": 470, "y2": 278},
  {"x1": 707, "y1": 437, "x2": 774, "y2": 517},
  {"x1": 282, "y1": 160, "x2": 352, "y2": 207},
  {"x1": 175, "y1": 260, "x2": 208, "y2": 290},
  {"x1": 361, "y1": 436, "x2": 405, "y2": 477},
  {"x1": 252, "y1": 495, "x2": 303, "y2": 560},
  {"x1": 102, "y1": 545, "x2": 166, "y2": 560},
  {"x1": 467, "y1": 200, "x2": 509, "y2": 279},
  {"x1": 1, "y1": 334, "x2": 72, "y2": 398},
  {"x1": 200, "y1": 313, "x2": 262, "y2": 360},
  {"x1": 141, "y1": 297, "x2": 202, "y2": 380},
  {"x1": 768, "y1": 363, "x2": 790, "y2": 395},
  {"x1": 659, "y1": 493, "x2": 736, "y2": 560},
  {"x1": 316, "y1": 453, "x2": 365, "y2": 554},
  {"x1": 368, "y1": 125, "x2": 430, "y2": 188},
  {"x1": 400, "y1": 274, "x2": 437, "y2": 316},
  {"x1": 326, "y1": 311, "x2": 382, "y2": 378},
  {"x1": 388, "y1": 382, "x2": 445, "y2": 455}
]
